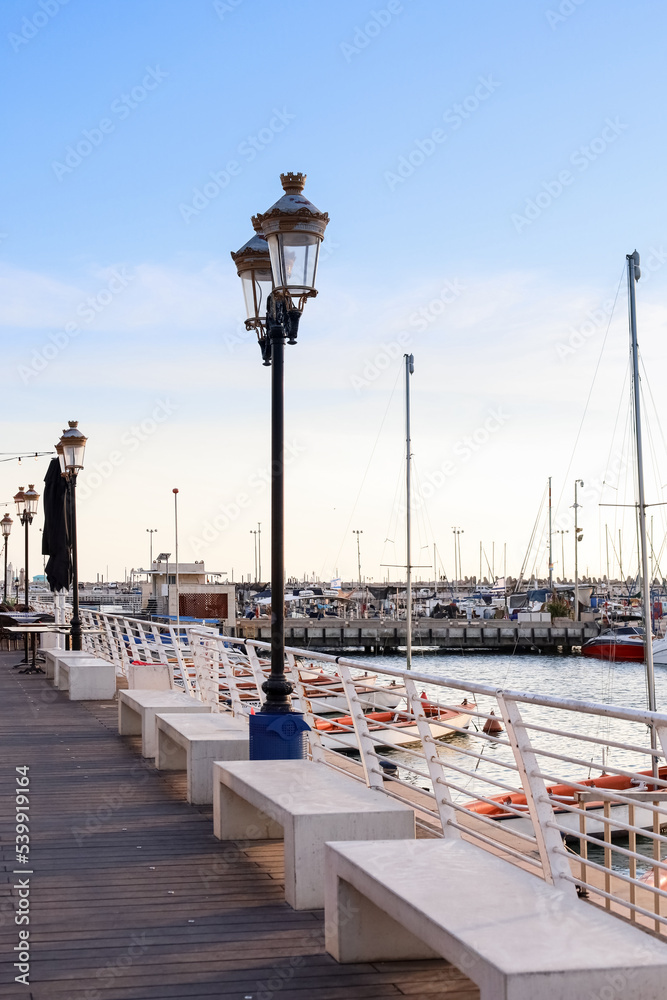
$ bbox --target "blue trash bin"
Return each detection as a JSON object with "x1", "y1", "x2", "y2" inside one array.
[{"x1": 248, "y1": 711, "x2": 310, "y2": 760}]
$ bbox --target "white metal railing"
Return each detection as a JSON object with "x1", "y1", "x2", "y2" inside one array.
[{"x1": 79, "y1": 610, "x2": 667, "y2": 936}]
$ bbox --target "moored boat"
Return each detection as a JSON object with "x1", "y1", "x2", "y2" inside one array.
[
  {"x1": 464, "y1": 765, "x2": 667, "y2": 840},
  {"x1": 581, "y1": 626, "x2": 647, "y2": 662}
]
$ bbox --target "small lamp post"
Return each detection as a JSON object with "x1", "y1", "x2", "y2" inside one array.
[
  {"x1": 573, "y1": 480, "x2": 584, "y2": 622},
  {"x1": 2, "y1": 513, "x2": 12, "y2": 604},
  {"x1": 14, "y1": 485, "x2": 39, "y2": 663},
  {"x1": 58, "y1": 421, "x2": 87, "y2": 650},
  {"x1": 232, "y1": 173, "x2": 328, "y2": 758}
]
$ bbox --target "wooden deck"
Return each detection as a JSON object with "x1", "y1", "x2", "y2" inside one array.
[{"x1": 0, "y1": 654, "x2": 478, "y2": 999}]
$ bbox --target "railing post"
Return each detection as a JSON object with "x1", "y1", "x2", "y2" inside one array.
[
  {"x1": 218, "y1": 639, "x2": 245, "y2": 717},
  {"x1": 168, "y1": 623, "x2": 193, "y2": 694},
  {"x1": 404, "y1": 677, "x2": 460, "y2": 838},
  {"x1": 337, "y1": 663, "x2": 384, "y2": 790},
  {"x1": 496, "y1": 692, "x2": 576, "y2": 894},
  {"x1": 246, "y1": 642, "x2": 267, "y2": 698},
  {"x1": 286, "y1": 652, "x2": 326, "y2": 763}
]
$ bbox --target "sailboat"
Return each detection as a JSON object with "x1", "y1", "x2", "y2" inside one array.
[{"x1": 466, "y1": 250, "x2": 663, "y2": 835}]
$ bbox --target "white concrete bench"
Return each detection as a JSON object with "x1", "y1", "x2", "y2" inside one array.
[
  {"x1": 127, "y1": 660, "x2": 173, "y2": 690},
  {"x1": 59, "y1": 658, "x2": 117, "y2": 701},
  {"x1": 118, "y1": 689, "x2": 211, "y2": 758},
  {"x1": 325, "y1": 838, "x2": 667, "y2": 1000},
  {"x1": 213, "y1": 760, "x2": 414, "y2": 910},
  {"x1": 156, "y1": 712, "x2": 249, "y2": 804},
  {"x1": 45, "y1": 649, "x2": 100, "y2": 686}
]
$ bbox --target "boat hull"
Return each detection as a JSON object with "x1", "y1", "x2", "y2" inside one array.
[{"x1": 581, "y1": 641, "x2": 645, "y2": 662}]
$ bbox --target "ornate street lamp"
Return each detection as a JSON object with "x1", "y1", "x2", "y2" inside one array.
[
  {"x1": 14, "y1": 485, "x2": 39, "y2": 663},
  {"x1": 58, "y1": 421, "x2": 87, "y2": 650},
  {"x1": 232, "y1": 173, "x2": 328, "y2": 758},
  {"x1": 2, "y1": 513, "x2": 12, "y2": 604}
]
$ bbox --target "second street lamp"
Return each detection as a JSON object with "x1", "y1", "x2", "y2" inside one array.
[
  {"x1": 14, "y1": 485, "x2": 40, "y2": 665},
  {"x1": 1, "y1": 514, "x2": 11, "y2": 604},
  {"x1": 232, "y1": 173, "x2": 328, "y2": 759},
  {"x1": 2, "y1": 513, "x2": 12, "y2": 604},
  {"x1": 58, "y1": 421, "x2": 87, "y2": 651}
]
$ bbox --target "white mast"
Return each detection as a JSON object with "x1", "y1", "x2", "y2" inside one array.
[
  {"x1": 405, "y1": 353, "x2": 414, "y2": 670},
  {"x1": 627, "y1": 250, "x2": 657, "y2": 722}
]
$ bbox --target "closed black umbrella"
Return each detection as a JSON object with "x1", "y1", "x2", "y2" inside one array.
[{"x1": 42, "y1": 459, "x2": 70, "y2": 592}]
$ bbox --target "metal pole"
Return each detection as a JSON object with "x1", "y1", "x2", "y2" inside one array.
[
  {"x1": 263, "y1": 320, "x2": 291, "y2": 711},
  {"x1": 627, "y1": 251, "x2": 657, "y2": 722},
  {"x1": 3, "y1": 537, "x2": 8, "y2": 604},
  {"x1": 22, "y1": 515, "x2": 29, "y2": 662},
  {"x1": 173, "y1": 489, "x2": 180, "y2": 640},
  {"x1": 70, "y1": 475, "x2": 82, "y2": 651},
  {"x1": 548, "y1": 476, "x2": 553, "y2": 591},
  {"x1": 257, "y1": 522, "x2": 261, "y2": 583},
  {"x1": 605, "y1": 524, "x2": 610, "y2": 585},
  {"x1": 405, "y1": 353, "x2": 414, "y2": 670},
  {"x1": 574, "y1": 480, "x2": 583, "y2": 622}
]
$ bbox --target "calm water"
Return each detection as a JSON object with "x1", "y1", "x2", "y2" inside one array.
[{"x1": 343, "y1": 650, "x2": 667, "y2": 875}]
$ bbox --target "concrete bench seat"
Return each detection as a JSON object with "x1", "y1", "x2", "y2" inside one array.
[
  {"x1": 213, "y1": 759, "x2": 414, "y2": 910},
  {"x1": 118, "y1": 689, "x2": 211, "y2": 758},
  {"x1": 59, "y1": 658, "x2": 117, "y2": 701},
  {"x1": 156, "y1": 712, "x2": 249, "y2": 804},
  {"x1": 45, "y1": 649, "x2": 100, "y2": 686},
  {"x1": 325, "y1": 838, "x2": 667, "y2": 1000}
]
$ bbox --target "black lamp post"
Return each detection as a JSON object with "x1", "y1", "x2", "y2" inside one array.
[
  {"x1": 57, "y1": 421, "x2": 87, "y2": 651},
  {"x1": 14, "y1": 485, "x2": 39, "y2": 663},
  {"x1": 1, "y1": 513, "x2": 12, "y2": 605},
  {"x1": 232, "y1": 173, "x2": 328, "y2": 757}
]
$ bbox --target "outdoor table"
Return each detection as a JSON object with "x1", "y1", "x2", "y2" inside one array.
[{"x1": 4, "y1": 626, "x2": 102, "y2": 674}]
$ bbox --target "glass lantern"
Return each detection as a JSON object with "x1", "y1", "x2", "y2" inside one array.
[
  {"x1": 231, "y1": 234, "x2": 273, "y2": 331},
  {"x1": 59, "y1": 421, "x2": 87, "y2": 472},
  {"x1": 251, "y1": 173, "x2": 329, "y2": 312}
]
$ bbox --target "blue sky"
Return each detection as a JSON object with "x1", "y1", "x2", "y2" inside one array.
[{"x1": 3, "y1": 0, "x2": 667, "y2": 584}]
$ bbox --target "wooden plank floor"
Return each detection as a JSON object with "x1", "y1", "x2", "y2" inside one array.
[{"x1": 0, "y1": 655, "x2": 478, "y2": 1000}]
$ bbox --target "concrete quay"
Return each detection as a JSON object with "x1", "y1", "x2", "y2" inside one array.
[{"x1": 233, "y1": 618, "x2": 599, "y2": 654}]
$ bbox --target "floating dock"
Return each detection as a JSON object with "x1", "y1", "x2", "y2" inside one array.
[{"x1": 233, "y1": 618, "x2": 599, "y2": 653}]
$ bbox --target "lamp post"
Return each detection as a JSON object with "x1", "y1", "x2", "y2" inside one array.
[
  {"x1": 555, "y1": 529, "x2": 568, "y2": 581},
  {"x1": 452, "y1": 527, "x2": 464, "y2": 589},
  {"x1": 1, "y1": 514, "x2": 12, "y2": 604},
  {"x1": 58, "y1": 421, "x2": 87, "y2": 650},
  {"x1": 573, "y1": 480, "x2": 584, "y2": 622},
  {"x1": 146, "y1": 529, "x2": 158, "y2": 568},
  {"x1": 14, "y1": 486, "x2": 39, "y2": 663},
  {"x1": 250, "y1": 529, "x2": 258, "y2": 582},
  {"x1": 232, "y1": 173, "x2": 328, "y2": 758}
]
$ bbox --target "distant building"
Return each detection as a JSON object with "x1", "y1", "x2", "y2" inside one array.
[{"x1": 142, "y1": 560, "x2": 235, "y2": 627}]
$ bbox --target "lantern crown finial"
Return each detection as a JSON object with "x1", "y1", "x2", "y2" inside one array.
[{"x1": 280, "y1": 172, "x2": 306, "y2": 195}]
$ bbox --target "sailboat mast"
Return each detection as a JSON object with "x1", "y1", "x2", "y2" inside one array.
[
  {"x1": 627, "y1": 250, "x2": 657, "y2": 717},
  {"x1": 405, "y1": 353, "x2": 414, "y2": 670},
  {"x1": 548, "y1": 476, "x2": 553, "y2": 591}
]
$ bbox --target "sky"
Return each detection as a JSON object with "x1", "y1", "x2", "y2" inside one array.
[{"x1": 3, "y1": 0, "x2": 667, "y2": 586}]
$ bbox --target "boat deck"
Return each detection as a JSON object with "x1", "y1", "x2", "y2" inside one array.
[{"x1": 0, "y1": 653, "x2": 478, "y2": 999}]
